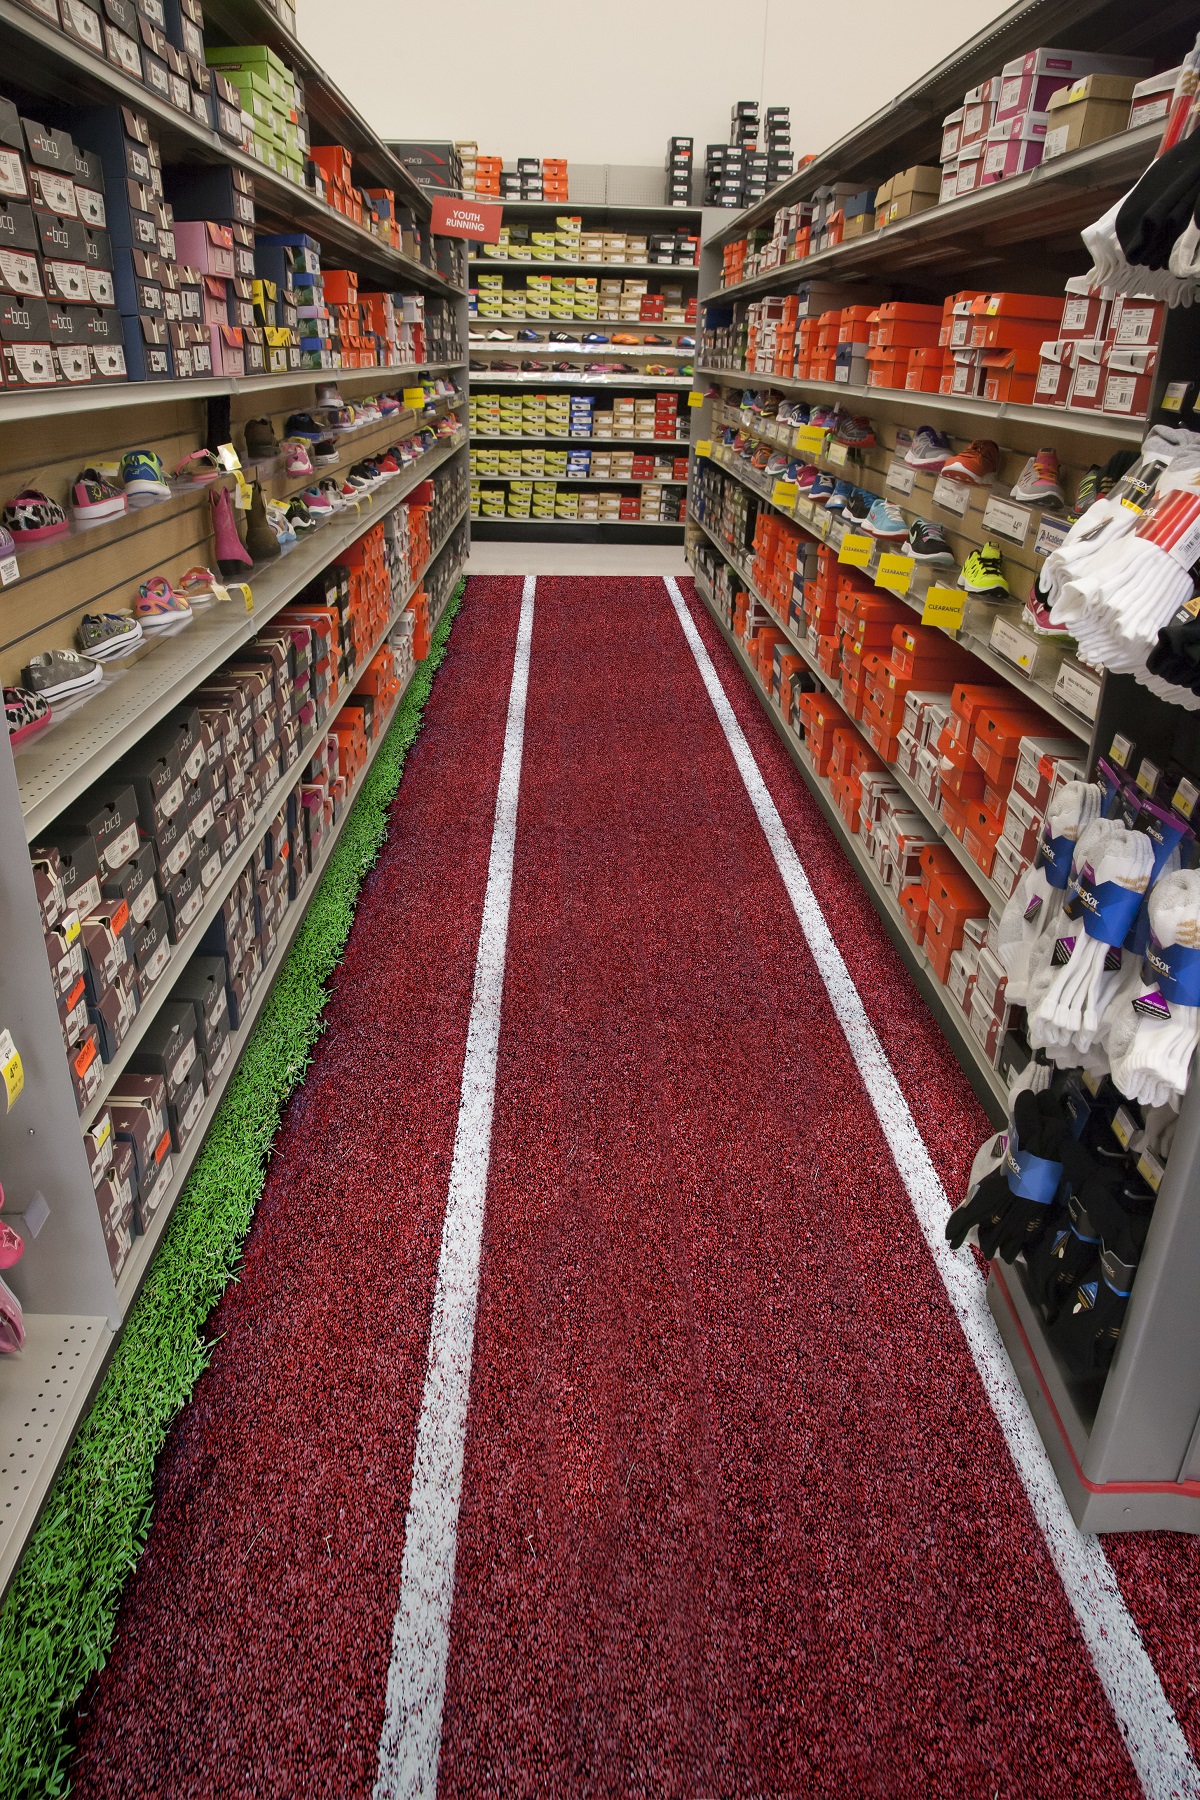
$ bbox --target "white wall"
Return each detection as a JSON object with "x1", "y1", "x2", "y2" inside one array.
[{"x1": 296, "y1": 0, "x2": 1015, "y2": 170}]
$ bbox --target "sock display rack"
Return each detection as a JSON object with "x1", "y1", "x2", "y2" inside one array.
[
  {"x1": 0, "y1": 0, "x2": 470, "y2": 1596},
  {"x1": 468, "y1": 201, "x2": 699, "y2": 540},
  {"x1": 686, "y1": 0, "x2": 1200, "y2": 1531}
]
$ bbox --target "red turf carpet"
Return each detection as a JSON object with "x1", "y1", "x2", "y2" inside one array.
[{"x1": 67, "y1": 574, "x2": 1200, "y2": 1797}]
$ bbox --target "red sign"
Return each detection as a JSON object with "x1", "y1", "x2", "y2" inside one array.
[{"x1": 430, "y1": 195, "x2": 503, "y2": 242}]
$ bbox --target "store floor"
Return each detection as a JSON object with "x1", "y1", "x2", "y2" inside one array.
[{"x1": 69, "y1": 576, "x2": 1200, "y2": 1799}]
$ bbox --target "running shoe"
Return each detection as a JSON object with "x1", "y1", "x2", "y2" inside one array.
[
  {"x1": 903, "y1": 518, "x2": 955, "y2": 565},
  {"x1": 78, "y1": 612, "x2": 143, "y2": 658},
  {"x1": 1024, "y1": 572, "x2": 1073, "y2": 638},
  {"x1": 863, "y1": 497, "x2": 908, "y2": 538},
  {"x1": 796, "y1": 465, "x2": 819, "y2": 493},
  {"x1": 809, "y1": 472, "x2": 835, "y2": 502},
  {"x1": 843, "y1": 488, "x2": 874, "y2": 526},
  {"x1": 941, "y1": 438, "x2": 1000, "y2": 484},
  {"x1": 265, "y1": 501, "x2": 296, "y2": 547},
  {"x1": 3, "y1": 488, "x2": 69, "y2": 542},
  {"x1": 119, "y1": 449, "x2": 171, "y2": 497},
  {"x1": 71, "y1": 467, "x2": 127, "y2": 523},
  {"x1": 286, "y1": 498, "x2": 318, "y2": 534},
  {"x1": 583, "y1": 333, "x2": 610, "y2": 343},
  {"x1": 835, "y1": 414, "x2": 876, "y2": 449},
  {"x1": 825, "y1": 479, "x2": 855, "y2": 512},
  {"x1": 136, "y1": 576, "x2": 193, "y2": 629},
  {"x1": 319, "y1": 477, "x2": 347, "y2": 510},
  {"x1": 312, "y1": 436, "x2": 339, "y2": 467},
  {"x1": 765, "y1": 452, "x2": 790, "y2": 476},
  {"x1": 1099, "y1": 448, "x2": 1139, "y2": 497},
  {"x1": 751, "y1": 443, "x2": 771, "y2": 471},
  {"x1": 904, "y1": 425, "x2": 952, "y2": 470},
  {"x1": 5, "y1": 685, "x2": 51, "y2": 746},
  {"x1": 809, "y1": 407, "x2": 837, "y2": 429},
  {"x1": 284, "y1": 439, "x2": 314, "y2": 478},
  {"x1": 517, "y1": 328, "x2": 541, "y2": 341},
  {"x1": 23, "y1": 647, "x2": 103, "y2": 700},
  {"x1": 1068, "y1": 464, "x2": 1102, "y2": 522},
  {"x1": 1011, "y1": 448, "x2": 1064, "y2": 508},
  {"x1": 285, "y1": 411, "x2": 325, "y2": 441},
  {"x1": 303, "y1": 485, "x2": 333, "y2": 514},
  {"x1": 485, "y1": 329, "x2": 514, "y2": 341},
  {"x1": 958, "y1": 542, "x2": 1009, "y2": 599}
]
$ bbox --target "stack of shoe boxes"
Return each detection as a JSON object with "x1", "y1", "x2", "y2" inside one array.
[
  {"x1": 205, "y1": 45, "x2": 306, "y2": 185},
  {"x1": 765, "y1": 108, "x2": 792, "y2": 189},
  {"x1": 389, "y1": 140, "x2": 462, "y2": 197},
  {"x1": 256, "y1": 232, "x2": 328, "y2": 369},
  {"x1": 666, "y1": 136, "x2": 693, "y2": 205},
  {"x1": 167, "y1": 160, "x2": 263, "y2": 373},
  {"x1": 456, "y1": 141, "x2": 478, "y2": 194},
  {"x1": 473, "y1": 152, "x2": 502, "y2": 198}
]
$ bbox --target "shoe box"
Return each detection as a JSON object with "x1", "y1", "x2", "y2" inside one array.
[{"x1": 666, "y1": 135, "x2": 693, "y2": 206}]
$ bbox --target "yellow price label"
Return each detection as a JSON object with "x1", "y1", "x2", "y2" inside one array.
[
  {"x1": 771, "y1": 480, "x2": 799, "y2": 510},
  {"x1": 403, "y1": 387, "x2": 426, "y2": 411},
  {"x1": 794, "y1": 424, "x2": 827, "y2": 455},
  {"x1": 826, "y1": 440, "x2": 849, "y2": 468},
  {"x1": 687, "y1": 390, "x2": 705, "y2": 407},
  {"x1": 876, "y1": 552, "x2": 915, "y2": 593},
  {"x1": 63, "y1": 912, "x2": 82, "y2": 946},
  {"x1": 921, "y1": 584, "x2": 966, "y2": 630},
  {"x1": 838, "y1": 533, "x2": 873, "y2": 567},
  {"x1": 695, "y1": 439, "x2": 712, "y2": 458},
  {"x1": 0, "y1": 1030, "x2": 22, "y2": 1112}
]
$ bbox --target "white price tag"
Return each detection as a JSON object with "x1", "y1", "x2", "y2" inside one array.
[
  {"x1": 0, "y1": 552, "x2": 19, "y2": 586},
  {"x1": 886, "y1": 460, "x2": 915, "y2": 496},
  {"x1": 933, "y1": 474, "x2": 971, "y2": 517},
  {"x1": 981, "y1": 496, "x2": 1032, "y2": 545}
]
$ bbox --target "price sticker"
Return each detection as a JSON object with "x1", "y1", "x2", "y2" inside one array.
[
  {"x1": 1135, "y1": 756, "x2": 1161, "y2": 798},
  {"x1": 794, "y1": 423, "x2": 827, "y2": 455},
  {"x1": 826, "y1": 440, "x2": 849, "y2": 467},
  {"x1": 694, "y1": 439, "x2": 712, "y2": 458},
  {"x1": 1109, "y1": 732, "x2": 1135, "y2": 769},
  {"x1": 838, "y1": 532, "x2": 873, "y2": 567},
  {"x1": 876, "y1": 552, "x2": 915, "y2": 593},
  {"x1": 933, "y1": 474, "x2": 971, "y2": 517},
  {"x1": 0, "y1": 545, "x2": 18, "y2": 586},
  {"x1": 886, "y1": 460, "x2": 915, "y2": 496},
  {"x1": 687, "y1": 391, "x2": 705, "y2": 407},
  {"x1": 1111, "y1": 1106, "x2": 1137, "y2": 1150},
  {"x1": 403, "y1": 386, "x2": 426, "y2": 411},
  {"x1": 1161, "y1": 380, "x2": 1191, "y2": 415},
  {"x1": 1136, "y1": 1149, "x2": 1165, "y2": 1192},
  {"x1": 215, "y1": 442, "x2": 242, "y2": 472},
  {"x1": 921, "y1": 585, "x2": 966, "y2": 630},
  {"x1": 771, "y1": 480, "x2": 799, "y2": 510},
  {"x1": 0, "y1": 1029, "x2": 23, "y2": 1111},
  {"x1": 1172, "y1": 774, "x2": 1199, "y2": 820},
  {"x1": 982, "y1": 496, "x2": 1032, "y2": 545}
]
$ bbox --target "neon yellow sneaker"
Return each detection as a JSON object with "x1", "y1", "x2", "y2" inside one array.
[{"x1": 958, "y1": 541, "x2": 1010, "y2": 601}]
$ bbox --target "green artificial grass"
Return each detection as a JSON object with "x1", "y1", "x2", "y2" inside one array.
[{"x1": 0, "y1": 578, "x2": 467, "y2": 1799}]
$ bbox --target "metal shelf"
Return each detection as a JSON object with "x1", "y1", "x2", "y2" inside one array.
[
  {"x1": 474, "y1": 475, "x2": 686, "y2": 486},
  {"x1": 74, "y1": 506, "x2": 468, "y2": 1134},
  {"x1": 469, "y1": 434, "x2": 690, "y2": 447},
  {"x1": 16, "y1": 439, "x2": 467, "y2": 839},
  {"x1": 688, "y1": 510, "x2": 1008, "y2": 913},
  {"x1": 473, "y1": 515, "x2": 683, "y2": 528},
  {"x1": 470, "y1": 259, "x2": 699, "y2": 277},
  {"x1": 469, "y1": 343, "x2": 692, "y2": 359},
  {"x1": 697, "y1": 366, "x2": 1147, "y2": 447},
  {"x1": 701, "y1": 448, "x2": 1095, "y2": 743},
  {"x1": 472, "y1": 372, "x2": 693, "y2": 388},
  {"x1": 0, "y1": 0, "x2": 458, "y2": 295},
  {"x1": 701, "y1": 121, "x2": 1161, "y2": 295},
  {"x1": 472, "y1": 320, "x2": 694, "y2": 334},
  {"x1": 688, "y1": 559, "x2": 1008, "y2": 1122},
  {"x1": 471, "y1": 200, "x2": 701, "y2": 219}
]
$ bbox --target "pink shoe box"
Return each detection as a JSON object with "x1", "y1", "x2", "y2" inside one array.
[
  {"x1": 1033, "y1": 338, "x2": 1074, "y2": 406},
  {"x1": 948, "y1": 346, "x2": 983, "y2": 398},
  {"x1": 996, "y1": 49, "x2": 1153, "y2": 123},
  {"x1": 1106, "y1": 293, "x2": 1166, "y2": 353},
  {"x1": 208, "y1": 321, "x2": 244, "y2": 376},
  {"x1": 940, "y1": 107, "x2": 964, "y2": 161},
  {"x1": 960, "y1": 78, "x2": 998, "y2": 149},
  {"x1": 981, "y1": 112, "x2": 1048, "y2": 183},
  {"x1": 172, "y1": 218, "x2": 234, "y2": 276},
  {"x1": 1059, "y1": 275, "x2": 1113, "y2": 341},
  {"x1": 1102, "y1": 343, "x2": 1158, "y2": 417},
  {"x1": 200, "y1": 274, "x2": 228, "y2": 325},
  {"x1": 955, "y1": 143, "x2": 985, "y2": 195},
  {"x1": 1066, "y1": 337, "x2": 1105, "y2": 409}
]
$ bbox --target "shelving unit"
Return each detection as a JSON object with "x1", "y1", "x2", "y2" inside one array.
[
  {"x1": 0, "y1": 0, "x2": 473, "y2": 1599},
  {"x1": 685, "y1": 0, "x2": 1200, "y2": 1531},
  {"x1": 470, "y1": 259, "x2": 698, "y2": 277},
  {"x1": 473, "y1": 372, "x2": 692, "y2": 388},
  {"x1": 470, "y1": 435, "x2": 691, "y2": 448},
  {"x1": 470, "y1": 344, "x2": 693, "y2": 360}
]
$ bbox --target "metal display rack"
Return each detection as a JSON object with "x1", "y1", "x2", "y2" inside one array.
[
  {"x1": 0, "y1": 0, "x2": 472, "y2": 1597},
  {"x1": 686, "y1": 0, "x2": 1200, "y2": 1530}
]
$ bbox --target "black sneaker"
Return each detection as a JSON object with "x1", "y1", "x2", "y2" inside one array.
[
  {"x1": 843, "y1": 488, "x2": 873, "y2": 525},
  {"x1": 313, "y1": 436, "x2": 339, "y2": 466},
  {"x1": 284, "y1": 412, "x2": 323, "y2": 441},
  {"x1": 903, "y1": 517, "x2": 955, "y2": 565},
  {"x1": 1069, "y1": 465, "x2": 1101, "y2": 523},
  {"x1": 517, "y1": 328, "x2": 540, "y2": 341},
  {"x1": 550, "y1": 331, "x2": 577, "y2": 343},
  {"x1": 286, "y1": 498, "x2": 317, "y2": 534}
]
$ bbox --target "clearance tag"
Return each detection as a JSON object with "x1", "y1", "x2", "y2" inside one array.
[
  {"x1": 63, "y1": 913, "x2": 82, "y2": 946},
  {"x1": 838, "y1": 532, "x2": 872, "y2": 567},
  {"x1": 233, "y1": 470, "x2": 253, "y2": 512},
  {"x1": 921, "y1": 585, "x2": 965, "y2": 630},
  {"x1": 687, "y1": 391, "x2": 705, "y2": 407},
  {"x1": 0, "y1": 1030, "x2": 22, "y2": 1110},
  {"x1": 402, "y1": 386, "x2": 425, "y2": 411},
  {"x1": 771, "y1": 480, "x2": 798, "y2": 510},
  {"x1": 794, "y1": 424, "x2": 826, "y2": 455},
  {"x1": 695, "y1": 439, "x2": 712, "y2": 458},
  {"x1": 876, "y1": 552, "x2": 915, "y2": 593}
]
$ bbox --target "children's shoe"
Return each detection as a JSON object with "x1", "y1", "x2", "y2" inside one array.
[
  {"x1": 796, "y1": 465, "x2": 819, "y2": 493},
  {"x1": 319, "y1": 477, "x2": 346, "y2": 511},
  {"x1": 71, "y1": 467, "x2": 127, "y2": 523},
  {"x1": 4, "y1": 487, "x2": 69, "y2": 542},
  {"x1": 23, "y1": 648, "x2": 103, "y2": 701},
  {"x1": 173, "y1": 448, "x2": 223, "y2": 484},
  {"x1": 1069, "y1": 464, "x2": 1102, "y2": 522},
  {"x1": 5, "y1": 685, "x2": 51, "y2": 745},
  {"x1": 941, "y1": 439, "x2": 1000, "y2": 484},
  {"x1": 841, "y1": 488, "x2": 873, "y2": 526},
  {"x1": 1011, "y1": 448, "x2": 1064, "y2": 508},
  {"x1": 750, "y1": 443, "x2": 771, "y2": 471},
  {"x1": 119, "y1": 449, "x2": 171, "y2": 497},
  {"x1": 836, "y1": 414, "x2": 876, "y2": 448},
  {"x1": 209, "y1": 484, "x2": 252, "y2": 574},
  {"x1": 0, "y1": 1275, "x2": 24, "y2": 1353},
  {"x1": 78, "y1": 612, "x2": 143, "y2": 658},
  {"x1": 285, "y1": 411, "x2": 325, "y2": 441},
  {"x1": 765, "y1": 451, "x2": 789, "y2": 476},
  {"x1": 178, "y1": 566, "x2": 229, "y2": 605},
  {"x1": 904, "y1": 425, "x2": 952, "y2": 470},
  {"x1": 284, "y1": 439, "x2": 314, "y2": 478},
  {"x1": 825, "y1": 478, "x2": 855, "y2": 512},
  {"x1": 265, "y1": 500, "x2": 296, "y2": 547},
  {"x1": 244, "y1": 417, "x2": 278, "y2": 459},
  {"x1": 315, "y1": 382, "x2": 345, "y2": 408},
  {"x1": 903, "y1": 518, "x2": 955, "y2": 565},
  {"x1": 863, "y1": 497, "x2": 908, "y2": 538},
  {"x1": 286, "y1": 498, "x2": 318, "y2": 533},
  {"x1": 304, "y1": 485, "x2": 333, "y2": 514},
  {"x1": 313, "y1": 436, "x2": 339, "y2": 466},
  {"x1": 809, "y1": 472, "x2": 835, "y2": 502},
  {"x1": 958, "y1": 542, "x2": 1009, "y2": 599},
  {"x1": 136, "y1": 577, "x2": 193, "y2": 630},
  {"x1": 245, "y1": 481, "x2": 281, "y2": 559}
]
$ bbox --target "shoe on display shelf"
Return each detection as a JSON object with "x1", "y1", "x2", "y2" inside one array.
[
  {"x1": 1023, "y1": 572, "x2": 1074, "y2": 639},
  {"x1": 1011, "y1": 448, "x2": 1064, "y2": 509},
  {"x1": 22, "y1": 648, "x2": 103, "y2": 702},
  {"x1": 751, "y1": 444, "x2": 771, "y2": 471},
  {"x1": 172, "y1": 448, "x2": 223, "y2": 485},
  {"x1": 1069, "y1": 464, "x2": 1102, "y2": 521},
  {"x1": 903, "y1": 518, "x2": 955, "y2": 565},
  {"x1": 863, "y1": 497, "x2": 909, "y2": 539},
  {"x1": 71, "y1": 467, "x2": 127, "y2": 523},
  {"x1": 312, "y1": 436, "x2": 339, "y2": 467},
  {"x1": 809, "y1": 472, "x2": 835, "y2": 502},
  {"x1": 3, "y1": 487, "x2": 69, "y2": 542},
  {"x1": 940, "y1": 438, "x2": 1000, "y2": 484},
  {"x1": 284, "y1": 439, "x2": 314, "y2": 478},
  {"x1": 245, "y1": 482, "x2": 281, "y2": 559},
  {"x1": 208, "y1": 484, "x2": 252, "y2": 576},
  {"x1": 904, "y1": 425, "x2": 952, "y2": 470},
  {"x1": 178, "y1": 566, "x2": 230, "y2": 605},
  {"x1": 136, "y1": 577, "x2": 193, "y2": 630},
  {"x1": 315, "y1": 382, "x2": 345, "y2": 409},
  {"x1": 0, "y1": 1274, "x2": 24, "y2": 1353},
  {"x1": 958, "y1": 541, "x2": 1009, "y2": 599},
  {"x1": 835, "y1": 414, "x2": 876, "y2": 448},
  {"x1": 284, "y1": 411, "x2": 325, "y2": 441},
  {"x1": 765, "y1": 452, "x2": 790, "y2": 476},
  {"x1": 78, "y1": 612, "x2": 143, "y2": 659},
  {"x1": 120, "y1": 449, "x2": 173, "y2": 498},
  {"x1": 265, "y1": 501, "x2": 296, "y2": 548},
  {"x1": 303, "y1": 485, "x2": 334, "y2": 514},
  {"x1": 285, "y1": 499, "x2": 318, "y2": 534},
  {"x1": 796, "y1": 465, "x2": 819, "y2": 493},
  {"x1": 583, "y1": 332, "x2": 610, "y2": 344},
  {"x1": 486, "y1": 329, "x2": 514, "y2": 341},
  {"x1": 518, "y1": 329, "x2": 540, "y2": 342},
  {"x1": 244, "y1": 418, "x2": 281, "y2": 460},
  {"x1": 825, "y1": 478, "x2": 855, "y2": 512},
  {"x1": 5, "y1": 685, "x2": 51, "y2": 746},
  {"x1": 844, "y1": 488, "x2": 875, "y2": 527}
]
